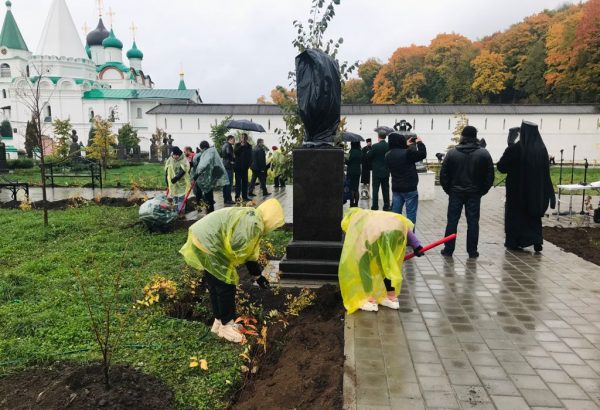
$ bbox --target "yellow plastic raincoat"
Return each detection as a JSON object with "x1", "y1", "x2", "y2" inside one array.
[
  {"x1": 179, "y1": 199, "x2": 285, "y2": 285},
  {"x1": 339, "y1": 208, "x2": 414, "y2": 314},
  {"x1": 270, "y1": 150, "x2": 285, "y2": 177},
  {"x1": 165, "y1": 156, "x2": 190, "y2": 197}
]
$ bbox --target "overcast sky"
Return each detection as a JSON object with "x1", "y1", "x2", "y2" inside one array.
[{"x1": 10, "y1": 0, "x2": 573, "y2": 103}]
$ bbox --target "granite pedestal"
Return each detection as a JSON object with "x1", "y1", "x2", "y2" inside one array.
[{"x1": 279, "y1": 148, "x2": 344, "y2": 280}]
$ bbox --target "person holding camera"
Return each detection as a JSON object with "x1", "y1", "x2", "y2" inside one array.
[{"x1": 386, "y1": 133, "x2": 427, "y2": 225}]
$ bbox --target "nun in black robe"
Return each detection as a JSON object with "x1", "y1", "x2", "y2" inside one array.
[{"x1": 497, "y1": 122, "x2": 556, "y2": 252}]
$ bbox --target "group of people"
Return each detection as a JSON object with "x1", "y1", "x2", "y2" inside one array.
[
  {"x1": 164, "y1": 134, "x2": 287, "y2": 215},
  {"x1": 345, "y1": 121, "x2": 555, "y2": 261},
  {"x1": 345, "y1": 126, "x2": 427, "y2": 224},
  {"x1": 175, "y1": 121, "x2": 556, "y2": 342}
]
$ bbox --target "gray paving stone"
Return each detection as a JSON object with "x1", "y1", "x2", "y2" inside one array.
[{"x1": 342, "y1": 187, "x2": 600, "y2": 410}]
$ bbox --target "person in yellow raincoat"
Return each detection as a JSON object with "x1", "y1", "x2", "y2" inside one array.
[
  {"x1": 180, "y1": 198, "x2": 285, "y2": 343},
  {"x1": 164, "y1": 146, "x2": 190, "y2": 209},
  {"x1": 339, "y1": 208, "x2": 423, "y2": 314},
  {"x1": 270, "y1": 146, "x2": 286, "y2": 188}
]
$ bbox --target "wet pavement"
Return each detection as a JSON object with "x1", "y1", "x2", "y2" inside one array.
[{"x1": 344, "y1": 187, "x2": 600, "y2": 409}]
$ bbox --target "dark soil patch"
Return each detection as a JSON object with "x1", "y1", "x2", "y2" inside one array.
[
  {"x1": 231, "y1": 284, "x2": 344, "y2": 410},
  {"x1": 0, "y1": 197, "x2": 145, "y2": 210},
  {"x1": 0, "y1": 363, "x2": 174, "y2": 409},
  {"x1": 544, "y1": 226, "x2": 600, "y2": 266}
]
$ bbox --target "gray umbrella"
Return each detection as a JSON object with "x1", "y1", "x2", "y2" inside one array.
[
  {"x1": 342, "y1": 132, "x2": 364, "y2": 142},
  {"x1": 225, "y1": 119, "x2": 266, "y2": 133}
]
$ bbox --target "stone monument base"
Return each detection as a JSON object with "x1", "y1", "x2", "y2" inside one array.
[{"x1": 279, "y1": 147, "x2": 344, "y2": 281}]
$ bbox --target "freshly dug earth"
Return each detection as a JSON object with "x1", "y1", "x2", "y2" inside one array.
[
  {"x1": 0, "y1": 363, "x2": 174, "y2": 409},
  {"x1": 544, "y1": 226, "x2": 600, "y2": 266},
  {"x1": 232, "y1": 284, "x2": 345, "y2": 410}
]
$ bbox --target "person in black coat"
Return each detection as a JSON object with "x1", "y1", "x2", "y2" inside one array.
[
  {"x1": 360, "y1": 138, "x2": 372, "y2": 193},
  {"x1": 440, "y1": 126, "x2": 494, "y2": 258},
  {"x1": 248, "y1": 138, "x2": 271, "y2": 197},
  {"x1": 345, "y1": 141, "x2": 362, "y2": 207},
  {"x1": 497, "y1": 122, "x2": 555, "y2": 252},
  {"x1": 386, "y1": 133, "x2": 426, "y2": 225},
  {"x1": 221, "y1": 135, "x2": 235, "y2": 205},
  {"x1": 233, "y1": 133, "x2": 253, "y2": 201}
]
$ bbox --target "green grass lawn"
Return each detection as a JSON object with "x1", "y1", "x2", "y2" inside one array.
[
  {"x1": 0, "y1": 205, "x2": 243, "y2": 409},
  {"x1": 8, "y1": 163, "x2": 167, "y2": 190}
]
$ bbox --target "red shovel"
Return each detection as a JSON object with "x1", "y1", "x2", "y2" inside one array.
[
  {"x1": 404, "y1": 234, "x2": 457, "y2": 261},
  {"x1": 178, "y1": 181, "x2": 196, "y2": 214}
]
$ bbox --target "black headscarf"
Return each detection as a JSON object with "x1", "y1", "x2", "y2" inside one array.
[{"x1": 519, "y1": 121, "x2": 555, "y2": 217}]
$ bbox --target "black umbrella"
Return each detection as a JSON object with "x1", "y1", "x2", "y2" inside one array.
[
  {"x1": 225, "y1": 119, "x2": 266, "y2": 133},
  {"x1": 342, "y1": 132, "x2": 364, "y2": 142}
]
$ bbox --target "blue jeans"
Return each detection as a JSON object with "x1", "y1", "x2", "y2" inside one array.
[
  {"x1": 392, "y1": 190, "x2": 419, "y2": 225},
  {"x1": 222, "y1": 168, "x2": 233, "y2": 202}
]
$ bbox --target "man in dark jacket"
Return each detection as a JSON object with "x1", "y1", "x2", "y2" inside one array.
[
  {"x1": 360, "y1": 138, "x2": 372, "y2": 199},
  {"x1": 234, "y1": 133, "x2": 253, "y2": 201},
  {"x1": 367, "y1": 131, "x2": 390, "y2": 210},
  {"x1": 221, "y1": 135, "x2": 235, "y2": 205},
  {"x1": 440, "y1": 126, "x2": 494, "y2": 258},
  {"x1": 386, "y1": 133, "x2": 427, "y2": 225},
  {"x1": 248, "y1": 138, "x2": 271, "y2": 197}
]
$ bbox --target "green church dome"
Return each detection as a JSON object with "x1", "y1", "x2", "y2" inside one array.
[
  {"x1": 126, "y1": 41, "x2": 143, "y2": 60},
  {"x1": 102, "y1": 29, "x2": 123, "y2": 49}
]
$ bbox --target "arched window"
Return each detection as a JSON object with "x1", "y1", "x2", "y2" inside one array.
[
  {"x1": 197, "y1": 118, "x2": 200, "y2": 130},
  {"x1": 180, "y1": 118, "x2": 183, "y2": 130},
  {"x1": 89, "y1": 109, "x2": 95, "y2": 121},
  {"x1": 0, "y1": 63, "x2": 10, "y2": 78},
  {"x1": 2, "y1": 89, "x2": 6, "y2": 99},
  {"x1": 136, "y1": 107, "x2": 142, "y2": 119},
  {"x1": 47, "y1": 105, "x2": 52, "y2": 118},
  {"x1": 164, "y1": 118, "x2": 168, "y2": 129},
  {"x1": 431, "y1": 118, "x2": 434, "y2": 130},
  {"x1": 26, "y1": 65, "x2": 30, "y2": 77},
  {"x1": 484, "y1": 118, "x2": 488, "y2": 130}
]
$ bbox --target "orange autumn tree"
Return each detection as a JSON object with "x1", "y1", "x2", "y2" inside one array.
[
  {"x1": 568, "y1": 0, "x2": 600, "y2": 102},
  {"x1": 544, "y1": 6, "x2": 583, "y2": 98},
  {"x1": 341, "y1": 58, "x2": 382, "y2": 103},
  {"x1": 372, "y1": 44, "x2": 427, "y2": 103},
  {"x1": 471, "y1": 49, "x2": 512, "y2": 102}
]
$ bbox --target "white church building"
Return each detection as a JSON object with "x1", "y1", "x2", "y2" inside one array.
[{"x1": 0, "y1": 0, "x2": 200, "y2": 159}]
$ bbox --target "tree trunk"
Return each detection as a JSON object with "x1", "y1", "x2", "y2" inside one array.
[{"x1": 37, "y1": 122, "x2": 48, "y2": 226}]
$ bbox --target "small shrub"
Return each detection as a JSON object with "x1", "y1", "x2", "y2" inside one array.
[{"x1": 7, "y1": 158, "x2": 34, "y2": 169}]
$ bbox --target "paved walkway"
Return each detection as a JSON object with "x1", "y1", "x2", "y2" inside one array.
[{"x1": 344, "y1": 187, "x2": 600, "y2": 410}]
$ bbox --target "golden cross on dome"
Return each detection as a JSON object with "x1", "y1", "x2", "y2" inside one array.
[
  {"x1": 107, "y1": 6, "x2": 116, "y2": 28},
  {"x1": 82, "y1": 22, "x2": 90, "y2": 35},
  {"x1": 96, "y1": 0, "x2": 104, "y2": 17},
  {"x1": 129, "y1": 22, "x2": 138, "y2": 40}
]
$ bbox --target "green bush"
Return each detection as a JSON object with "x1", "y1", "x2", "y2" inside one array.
[
  {"x1": 7, "y1": 158, "x2": 34, "y2": 169},
  {"x1": 107, "y1": 160, "x2": 146, "y2": 169}
]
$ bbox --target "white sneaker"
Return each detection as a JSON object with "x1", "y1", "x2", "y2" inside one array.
[
  {"x1": 218, "y1": 320, "x2": 247, "y2": 344},
  {"x1": 210, "y1": 319, "x2": 222, "y2": 334},
  {"x1": 359, "y1": 301, "x2": 379, "y2": 312},
  {"x1": 380, "y1": 298, "x2": 400, "y2": 310}
]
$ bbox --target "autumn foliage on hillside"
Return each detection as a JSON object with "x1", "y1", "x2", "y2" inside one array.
[{"x1": 343, "y1": 0, "x2": 599, "y2": 104}]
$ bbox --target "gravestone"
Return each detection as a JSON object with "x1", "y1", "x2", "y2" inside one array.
[
  {"x1": 161, "y1": 139, "x2": 169, "y2": 162},
  {"x1": 150, "y1": 140, "x2": 159, "y2": 162},
  {"x1": 132, "y1": 145, "x2": 141, "y2": 162},
  {"x1": 279, "y1": 49, "x2": 344, "y2": 281},
  {"x1": 0, "y1": 141, "x2": 8, "y2": 173},
  {"x1": 69, "y1": 130, "x2": 82, "y2": 160},
  {"x1": 117, "y1": 144, "x2": 126, "y2": 160}
]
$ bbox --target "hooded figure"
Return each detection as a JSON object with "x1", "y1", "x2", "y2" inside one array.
[
  {"x1": 497, "y1": 121, "x2": 556, "y2": 252},
  {"x1": 338, "y1": 208, "x2": 422, "y2": 314},
  {"x1": 165, "y1": 146, "x2": 191, "y2": 198},
  {"x1": 179, "y1": 199, "x2": 285, "y2": 343}
]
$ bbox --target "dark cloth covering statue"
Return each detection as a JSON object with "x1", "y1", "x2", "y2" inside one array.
[
  {"x1": 497, "y1": 121, "x2": 556, "y2": 252},
  {"x1": 295, "y1": 49, "x2": 341, "y2": 145}
]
